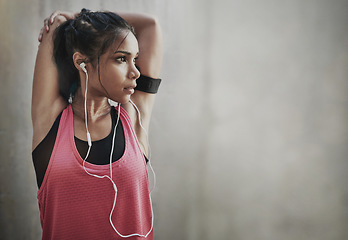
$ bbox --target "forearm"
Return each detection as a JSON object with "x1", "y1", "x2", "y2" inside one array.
[
  {"x1": 118, "y1": 13, "x2": 163, "y2": 78},
  {"x1": 32, "y1": 15, "x2": 71, "y2": 127},
  {"x1": 32, "y1": 18, "x2": 62, "y2": 114},
  {"x1": 33, "y1": 12, "x2": 77, "y2": 114}
]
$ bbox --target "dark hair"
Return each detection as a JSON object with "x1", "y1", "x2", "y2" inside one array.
[{"x1": 53, "y1": 8, "x2": 135, "y2": 101}]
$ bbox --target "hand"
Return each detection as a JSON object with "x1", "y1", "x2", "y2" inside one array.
[{"x1": 38, "y1": 10, "x2": 78, "y2": 42}]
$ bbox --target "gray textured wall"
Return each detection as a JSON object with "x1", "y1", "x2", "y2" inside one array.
[{"x1": 1, "y1": 0, "x2": 348, "y2": 239}]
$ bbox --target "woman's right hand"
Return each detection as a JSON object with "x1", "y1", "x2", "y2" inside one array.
[{"x1": 38, "y1": 11, "x2": 77, "y2": 42}]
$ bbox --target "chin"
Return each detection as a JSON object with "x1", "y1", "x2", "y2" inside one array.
[{"x1": 110, "y1": 96, "x2": 131, "y2": 105}]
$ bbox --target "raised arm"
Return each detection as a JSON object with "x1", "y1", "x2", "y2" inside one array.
[
  {"x1": 119, "y1": 13, "x2": 163, "y2": 156},
  {"x1": 120, "y1": 13, "x2": 162, "y2": 78},
  {"x1": 32, "y1": 12, "x2": 76, "y2": 150}
]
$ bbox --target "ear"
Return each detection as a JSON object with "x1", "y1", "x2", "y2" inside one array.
[{"x1": 72, "y1": 52, "x2": 88, "y2": 71}]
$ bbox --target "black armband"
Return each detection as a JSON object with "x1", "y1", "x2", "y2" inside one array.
[{"x1": 135, "y1": 75, "x2": 162, "y2": 94}]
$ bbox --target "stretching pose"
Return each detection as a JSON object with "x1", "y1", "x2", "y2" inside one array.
[{"x1": 32, "y1": 8, "x2": 162, "y2": 239}]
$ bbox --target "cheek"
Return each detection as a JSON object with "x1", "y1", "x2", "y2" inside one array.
[
  {"x1": 107, "y1": 70, "x2": 125, "y2": 88},
  {"x1": 107, "y1": 62, "x2": 126, "y2": 77},
  {"x1": 100, "y1": 67, "x2": 123, "y2": 85},
  {"x1": 98, "y1": 61, "x2": 127, "y2": 93}
]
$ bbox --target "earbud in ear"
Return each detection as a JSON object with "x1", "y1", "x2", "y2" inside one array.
[{"x1": 80, "y1": 62, "x2": 87, "y2": 72}]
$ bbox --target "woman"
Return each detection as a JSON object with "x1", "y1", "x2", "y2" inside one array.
[{"x1": 32, "y1": 9, "x2": 162, "y2": 239}]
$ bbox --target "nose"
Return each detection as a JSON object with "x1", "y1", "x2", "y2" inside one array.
[{"x1": 129, "y1": 63, "x2": 141, "y2": 80}]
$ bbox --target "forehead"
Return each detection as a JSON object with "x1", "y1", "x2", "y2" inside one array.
[{"x1": 112, "y1": 32, "x2": 139, "y2": 54}]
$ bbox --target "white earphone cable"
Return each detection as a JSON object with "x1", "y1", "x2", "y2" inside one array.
[
  {"x1": 80, "y1": 64, "x2": 154, "y2": 238},
  {"x1": 129, "y1": 99, "x2": 156, "y2": 193}
]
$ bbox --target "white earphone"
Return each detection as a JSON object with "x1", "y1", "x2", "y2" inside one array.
[
  {"x1": 79, "y1": 61, "x2": 155, "y2": 238},
  {"x1": 79, "y1": 62, "x2": 92, "y2": 147},
  {"x1": 80, "y1": 62, "x2": 87, "y2": 73}
]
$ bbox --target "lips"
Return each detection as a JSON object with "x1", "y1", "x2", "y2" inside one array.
[{"x1": 124, "y1": 84, "x2": 136, "y2": 95}]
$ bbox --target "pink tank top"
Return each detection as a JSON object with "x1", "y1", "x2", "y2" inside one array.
[{"x1": 37, "y1": 105, "x2": 154, "y2": 240}]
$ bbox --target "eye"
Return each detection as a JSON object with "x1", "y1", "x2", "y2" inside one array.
[
  {"x1": 116, "y1": 56, "x2": 127, "y2": 63},
  {"x1": 133, "y1": 57, "x2": 138, "y2": 63}
]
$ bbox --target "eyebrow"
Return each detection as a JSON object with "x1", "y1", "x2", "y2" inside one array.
[{"x1": 114, "y1": 50, "x2": 139, "y2": 56}]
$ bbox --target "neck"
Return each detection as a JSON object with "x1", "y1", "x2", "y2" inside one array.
[{"x1": 71, "y1": 88, "x2": 112, "y2": 123}]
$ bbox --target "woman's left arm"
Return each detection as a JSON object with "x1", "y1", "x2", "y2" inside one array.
[
  {"x1": 120, "y1": 13, "x2": 163, "y2": 157},
  {"x1": 120, "y1": 13, "x2": 162, "y2": 78}
]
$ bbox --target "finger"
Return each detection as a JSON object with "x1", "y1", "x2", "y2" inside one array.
[
  {"x1": 49, "y1": 11, "x2": 61, "y2": 24},
  {"x1": 61, "y1": 11, "x2": 77, "y2": 19},
  {"x1": 53, "y1": 11, "x2": 76, "y2": 22},
  {"x1": 38, "y1": 28, "x2": 44, "y2": 42},
  {"x1": 44, "y1": 18, "x2": 49, "y2": 32}
]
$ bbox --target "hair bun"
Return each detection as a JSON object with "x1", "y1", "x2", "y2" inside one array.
[{"x1": 80, "y1": 8, "x2": 91, "y2": 16}]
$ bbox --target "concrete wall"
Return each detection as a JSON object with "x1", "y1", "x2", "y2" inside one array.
[{"x1": 1, "y1": 0, "x2": 348, "y2": 239}]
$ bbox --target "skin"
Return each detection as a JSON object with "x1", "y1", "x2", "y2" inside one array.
[
  {"x1": 32, "y1": 11, "x2": 162, "y2": 158},
  {"x1": 71, "y1": 32, "x2": 140, "y2": 143}
]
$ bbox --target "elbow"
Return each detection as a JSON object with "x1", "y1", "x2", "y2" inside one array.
[
  {"x1": 148, "y1": 15, "x2": 160, "y2": 26},
  {"x1": 139, "y1": 13, "x2": 161, "y2": 30}
]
